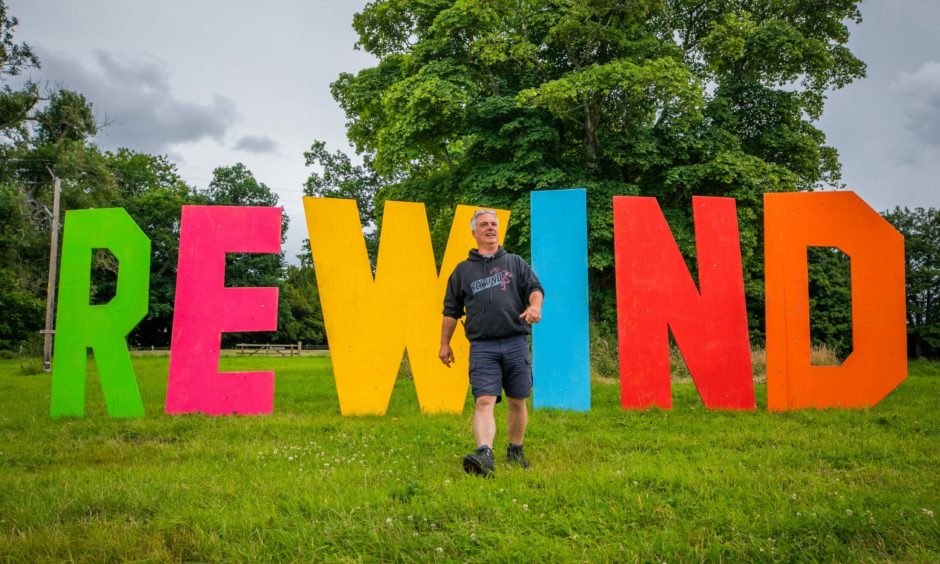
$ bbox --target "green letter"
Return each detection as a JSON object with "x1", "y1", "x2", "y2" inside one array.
[{"x1": 51, "y1": 208, "x2": 150, "y2": 417}]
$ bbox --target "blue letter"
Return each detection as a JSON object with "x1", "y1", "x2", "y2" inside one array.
[{"x1": 531, "y1": 189, "x2": 590, "y2": 411}]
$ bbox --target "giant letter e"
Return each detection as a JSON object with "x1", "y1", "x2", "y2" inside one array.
[{"x1": 165, "y1": 206, "x2": 281, "y2": 415}]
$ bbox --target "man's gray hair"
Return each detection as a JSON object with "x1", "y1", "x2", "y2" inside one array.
[{"x1": 470, "y1": 209, "x2": 498, "y2": 232}]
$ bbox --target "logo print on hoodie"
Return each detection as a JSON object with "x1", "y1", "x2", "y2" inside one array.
[{"x1": 470, "y1": 266, "x2": 513, "y2": 294}]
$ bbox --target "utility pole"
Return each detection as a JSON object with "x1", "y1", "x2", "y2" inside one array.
[{"x1": 42, "y1": 173, "x2": 62, "y2": 372}]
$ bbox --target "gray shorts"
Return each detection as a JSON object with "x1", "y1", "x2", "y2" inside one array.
[{"x1": 468, "y1": 335, "x2": 532, "y2": 403}]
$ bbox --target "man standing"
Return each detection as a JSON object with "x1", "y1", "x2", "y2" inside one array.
[{"x1": 439, "y1": 209, "x2": 544, "y2": 476}]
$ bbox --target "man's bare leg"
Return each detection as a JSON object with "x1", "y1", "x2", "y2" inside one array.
[
  {"x1": 473, "y1": 395, "x2": 498, "y2": 447},
  {"x1": 507, "y1": 396, "x2": 528, "y2": 445}
]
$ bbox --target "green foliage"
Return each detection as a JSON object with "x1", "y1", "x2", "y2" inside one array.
[
  {"x1": 33, "y1": 90, "x2": 97, "y2": 145},
  {"x1": 326, "y1": 0, "x2": 866, "y2": 339},
  {"x1": 0, "y1": 0, "x2": 38, "y2": 143},
  {"x1": 304, "y1": 140, "x2": 382, "y2": 264},
  {"x1": 0, "y1": 2, "x2": 206, "y2": 350},
  {"x1": 0, "y1": 1, "x2": 37, "y2": 75},
  {"x1": 0, "y1": 267, "x2": 42, "y2": 350},
  {"x1": 884, "y1": 207, "x2": 940, "y2": 359},
  {"x1": 0, "y1": 179, "x2": 47, "y2": 349},
  {"x1": 277, "y1": 264, "x2": 325, "y2": 346},
  {"x1": 0, "y1": 1, "x2": 325, "y2": 351},
  {"x1": 109, "y1": 150, "x2": 204, "y2": 347},
  {"x1": 1, "y1": 356, "x2": 939, "y2": 559},
  {"x1": 807, "y1": 247, "x2": 852, "y2": 360},
  {"x1": 0, "y1": 1, "x2": 131, "y2": 350}
]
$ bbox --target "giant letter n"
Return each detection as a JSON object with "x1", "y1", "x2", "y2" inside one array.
[
  {"x1": 765, "y1": 191, "x2": 907, "y2": 410},
  {"x1": 50, "y1": 208, "x2": 150, "y2": 418},
  {"x1": 614, "y1": 196, "x2": 754, "y2": 410},
  {"x1": 165, "y1": 206, "x2": 281, "y2": 415}
]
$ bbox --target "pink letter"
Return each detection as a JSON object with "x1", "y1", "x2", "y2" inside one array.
[{"x1": 166, "y1": 206, "x2": 281, "y2": 415}]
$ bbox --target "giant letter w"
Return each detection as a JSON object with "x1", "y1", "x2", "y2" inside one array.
[{"x1": 304, "y1": 198, "x2": 509, "y2": 415}]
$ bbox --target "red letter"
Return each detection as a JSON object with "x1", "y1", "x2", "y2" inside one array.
[
  {"x1": 614, "y1": 196, "x2": 754, "y2": 409},
  {"x1": 166, "y1": 206, "x2": 281, "y2": 415},
  {"x1": 764, "y1": 191, "x2": 906, "y2": 410}
]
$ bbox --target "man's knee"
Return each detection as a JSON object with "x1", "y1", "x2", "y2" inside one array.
[
  {"x1": 507, "y1": 396, "x2": 527, "y2": 410},
  {"x1": 475, "y1": 395, "x2": 498, "y2": 410}
]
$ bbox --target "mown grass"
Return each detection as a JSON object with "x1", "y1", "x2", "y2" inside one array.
[{"x1": 1, "y1": 356, "x2": 938, "y2": 561}]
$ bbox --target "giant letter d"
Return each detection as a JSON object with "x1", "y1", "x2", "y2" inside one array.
[{"x1": 765, "y1": 192, "x2": 907, "y2": 410}]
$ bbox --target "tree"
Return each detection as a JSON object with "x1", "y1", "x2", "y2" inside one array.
[
  {"x1": 104, "y1": 150, "x2": 203, "y2": 347},
  {"x1": 304, "y1": 140, "x2": 384, "y2": 264},
  {"x1": 276, "y1": 263, "x2": 326, "y2": 345},
  {"x1": 0, "y1": 1, "x2": 296, "y2": 353},
  {"x1": 0, "y1": 0, "x2": 120, "y2": 350},
  {"x1": 0, "y1": 183, "x2": 43, "y2": 350},
  {"x1": 327, "y1": 0, "x2": 866, "y2": 340},
  {"x1": 0, "y1": 0, "x2": 39, "y2": 146},
  {"x1": 884, "y1": 207, "x2": 940, "y2": 359},
  {"x1": 807, "y1": 246, "x2": 852, "y2": 359}
]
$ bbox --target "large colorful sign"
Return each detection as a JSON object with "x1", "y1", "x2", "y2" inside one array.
[{"x1": 48, "y1": 190, "x2": 907, "y2": 417}]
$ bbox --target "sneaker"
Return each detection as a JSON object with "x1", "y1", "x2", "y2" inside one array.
[
  {"x1": 463, "y1": 445, "x2": 495, "y2": 476},
  {"x1": 507, "y1": 443, "x2": 530, "y2": 469}
]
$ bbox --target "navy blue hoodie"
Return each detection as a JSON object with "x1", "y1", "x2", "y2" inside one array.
[{"x1": 442, "y1": 247, "x2": 544, "y2": 341}]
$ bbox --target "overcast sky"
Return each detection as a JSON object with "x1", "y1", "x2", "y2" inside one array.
[{"x1": 8, "y1": 0, "x2": 939, "y2": 262}]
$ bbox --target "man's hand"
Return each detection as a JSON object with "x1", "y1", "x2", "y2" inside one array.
[
  {"x1": 519, "y1": 305, "x2": 542, "y2": 325},
  {"x1": 439, "y1": 344, "x2": 455, "y2": 367},
  {"x1": 440, "y1": 317, "x2": 458, "y2": 367}
]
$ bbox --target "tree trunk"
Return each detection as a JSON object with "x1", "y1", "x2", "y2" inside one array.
[{"x1": 583, "y1": 99, "x2": 599, "y2": 170}]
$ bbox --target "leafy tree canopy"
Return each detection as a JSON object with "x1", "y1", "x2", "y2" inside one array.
[
  {"x1": 327, "y1": 0, "x2": 866, "y2": 338},
  {"x1": 884, "y1": 207, "x2": 940, "y2": 359}
]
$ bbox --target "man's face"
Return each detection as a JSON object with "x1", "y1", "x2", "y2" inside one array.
[{"x1": 472, "y1": 213, "x2": 499, "y2": 248}]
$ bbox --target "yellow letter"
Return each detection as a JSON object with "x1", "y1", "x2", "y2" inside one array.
[{"x1": 304, "y1": 198, "x2": 509, "y2": 415}]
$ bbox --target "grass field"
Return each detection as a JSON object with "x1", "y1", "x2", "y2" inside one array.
[{"x1": 1, "y1": 356, "x2": 938, "y2": 561}]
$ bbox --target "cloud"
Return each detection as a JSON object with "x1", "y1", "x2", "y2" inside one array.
[
  {"x1": 893, "y1": 61, "x2": 940, "y2": 146},
  {"x1": 34, "y1": 49, "x2": 238, "y2": 154},
  {"x1": 233, "y1": 134, "x2": 279, "y2": 154}
]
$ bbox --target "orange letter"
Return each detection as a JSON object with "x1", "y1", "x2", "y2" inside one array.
[{"x1": 764, "y1": 191, "x2": 907, "y2": 410}]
